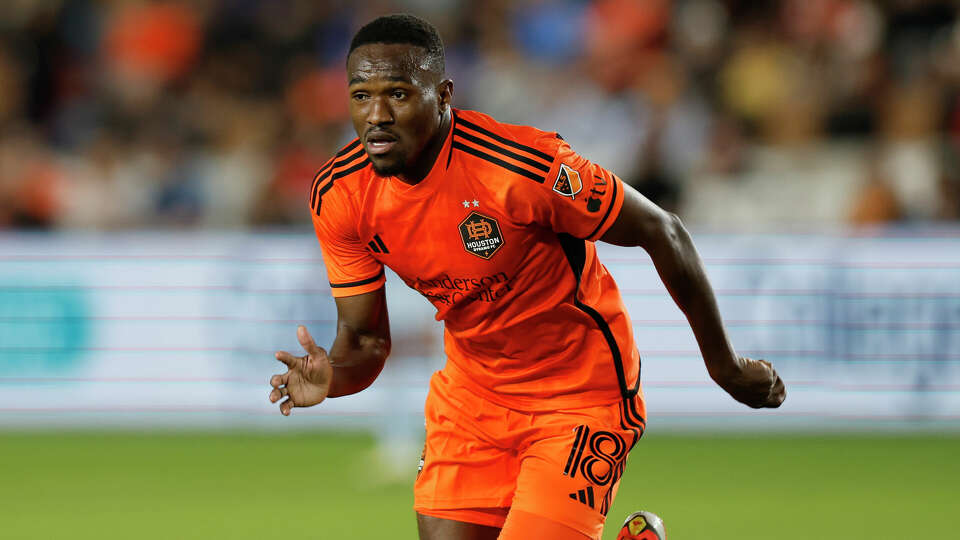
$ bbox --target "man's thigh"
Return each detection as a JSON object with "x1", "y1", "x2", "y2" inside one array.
[
  {"x1": 414, "y1": 373, "x2": 518, "y2": 516},
  {"x1": 509, "y1": 403, "x2": 642, "y2": 539}
]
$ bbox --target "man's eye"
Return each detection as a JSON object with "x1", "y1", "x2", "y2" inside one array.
[
  {"x1": 352, "y1": 94, "x2": 369, "y2": 101},
  {"x1": 391, "y1": 90, "x2": 407, "y2": 99}
]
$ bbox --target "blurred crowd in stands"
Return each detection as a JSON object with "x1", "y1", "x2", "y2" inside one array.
[{"x1": 1, "y1": 0, "x2": 959, "y2": 230}]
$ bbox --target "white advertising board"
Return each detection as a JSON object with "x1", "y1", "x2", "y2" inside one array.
[{"x1": 1, "y1": 230, "x2": 958, "y2": 432}]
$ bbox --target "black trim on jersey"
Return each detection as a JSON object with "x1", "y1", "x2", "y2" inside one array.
[
  {"x1": 332, "y1": 158, "x2": 370, "y2": 180},
  {"x1": 315, "y1": 181, "x2": 335, "y2": 211},
  {"x1": 446, "y1": 113, "x2": 456, "y2": 170},
  {"x1": 310, "y1": 159, "x2": 336, "y2": 210},
  {"x1": 311, "y1": 141, "x2": 361, "y2": 192},
  {"x1": 584, "y1": 174, "x2": 620, "y2": 240},
  {"x1": 454, "y1": 113, "x2": 554, "y2": 163},
  {"x1": 329, "y1": 268, "x2": 384, "y2": 289},
  {"x1": 314, "y1": 158, "x2": 371, "y2": 215},
  {"x1": 368, "y1": 240, "x2": 381, "y2": 254},
  {"x1": 445, "y1": 139, "x2": 454, "y2": 170},
  {"x1": 452, "y1": 142, "x2": 545, "y2": 183},
  {"x1": 556, "y1": 233, "x2": 640, "y2": 400},
  {"x1": 453, "y1": 129, "x2": 551, "y2": 173},
  {"x1": 372, "y1": 234, "x2": 389, "y2": 254},
  {"x1": 311, "y1": 140, "x2": 362, "y2": 212}
]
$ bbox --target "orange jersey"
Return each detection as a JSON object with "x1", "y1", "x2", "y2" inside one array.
[{"x1": 309, "y1": 109, "x2": 641, "y2": 410}]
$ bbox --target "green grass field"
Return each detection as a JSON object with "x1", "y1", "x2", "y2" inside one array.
[{"x1": 1, "y1": 431, "x2": 956, "y2": 539}]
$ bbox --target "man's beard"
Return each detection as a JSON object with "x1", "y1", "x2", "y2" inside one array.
[{"x1": 370, "y1": 154, "x2": 407, "y2": 177}]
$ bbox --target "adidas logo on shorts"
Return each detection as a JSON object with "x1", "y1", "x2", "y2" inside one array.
[{"x1": 568, "y1": 486, "x2": 595, "y2": 509}]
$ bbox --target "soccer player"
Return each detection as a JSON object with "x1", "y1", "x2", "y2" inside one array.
[{"x1": 269, "y1": 14, "x2": 785, "y2": 540}]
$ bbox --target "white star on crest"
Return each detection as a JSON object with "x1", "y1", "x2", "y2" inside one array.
[
  {"x1": 462, "y1": 200, "x2": 470, "y2": 208},
  {"x1": 472, "y1": 200, "x2": 480, "y2": 207}
]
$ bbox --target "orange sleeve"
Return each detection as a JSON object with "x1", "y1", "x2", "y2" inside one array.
[
  {"x1": 508, "y1": 138, "x2": 625, "y2": 241},
  {"x1": 310, "y1": 187, "x2": 385, "y2": 298}
]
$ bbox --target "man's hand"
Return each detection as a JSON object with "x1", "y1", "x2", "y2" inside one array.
[
  {"x1": 715, "y1": 357, "x2": 786, "y2": 408},
  {"x1": 269, "y1": 325, "x2": 333, "y2": 416}
]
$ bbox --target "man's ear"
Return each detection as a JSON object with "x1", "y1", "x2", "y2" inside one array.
[{"x1": 438, "y1": 79, "x2": 454, "y2": 113}]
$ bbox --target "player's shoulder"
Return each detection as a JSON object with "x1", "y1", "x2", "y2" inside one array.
[
  {"x1": 451, "y1": 109, "x2": 565, "y2": 185},
  {"x1": 453, "y1": 109, "x2": 563, "y2": 154},
  {"x1": 308, "y1": 137, "x2": 373, "y2": 216}
]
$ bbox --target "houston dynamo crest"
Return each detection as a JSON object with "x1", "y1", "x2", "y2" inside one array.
[{"x1": 458, "y1": 212, "x2": 504, "y2": 259}]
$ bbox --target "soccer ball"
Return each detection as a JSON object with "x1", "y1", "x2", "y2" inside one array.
[{"x1": 616, "y1": 510, "x2": 666, "y2": 540}]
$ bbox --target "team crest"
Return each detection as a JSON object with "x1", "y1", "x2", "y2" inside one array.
[
  {"x1": 553, "y1": 164, "x2": 583, "y2": 199},
  {"x1": 458, "y1": 212, "x2": 504, "y2": 260}
]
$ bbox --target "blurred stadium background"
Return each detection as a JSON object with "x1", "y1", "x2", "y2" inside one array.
[{"x1": 1, "y1": 0, "x2": 959, "y2": 538}]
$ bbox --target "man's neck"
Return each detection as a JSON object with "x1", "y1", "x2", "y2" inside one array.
[{"x1": 396, "y1": 109, "x2": 452, "y2": 186}]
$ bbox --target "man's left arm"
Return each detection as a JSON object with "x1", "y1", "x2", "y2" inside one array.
[{"x1": 601, "y1": 183, "x2": 786, "y2": 408}]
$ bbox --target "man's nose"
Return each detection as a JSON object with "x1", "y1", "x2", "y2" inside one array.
[{"x1": 367, "y1": 97, "x2": 394, "y2": 126}]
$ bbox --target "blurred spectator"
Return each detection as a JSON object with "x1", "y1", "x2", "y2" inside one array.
[
  {"x1": 849, "y1": 151, "x2": 903, "y2": 225},
  {"x1": 0, "y1": 127, "x2": 65, "y2": 228},
  {"x1": 0, "y1": 0, "x2": 958, "y2": 230},
  {"x1": 103, "y1": 1, "x2": 201, "y2": 87}
]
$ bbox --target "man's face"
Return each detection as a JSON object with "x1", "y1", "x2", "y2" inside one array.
[{"x1": 347, "y1": 43, "x2": 444, "y2": 177}]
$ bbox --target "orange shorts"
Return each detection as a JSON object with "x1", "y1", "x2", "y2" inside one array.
[{"x1": 413, "y1": 370, "x2": 646, "y2": 539}]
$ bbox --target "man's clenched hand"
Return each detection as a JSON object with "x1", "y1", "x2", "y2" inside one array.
[{"x1": 715, "y1": 357, "x2": 786, "y2": 409}]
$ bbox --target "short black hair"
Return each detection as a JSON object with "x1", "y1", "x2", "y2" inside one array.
[{"x1": 348, "y1": 14, "x2": 445, "y2": 76}]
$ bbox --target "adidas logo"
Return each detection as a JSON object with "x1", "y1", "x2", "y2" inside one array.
[
  {"x1": 367, "y1": 233, "x2": 389, "y2": 254},
  {"x1": 568, "y1": 486, "x2": 595, "y2": 509}
]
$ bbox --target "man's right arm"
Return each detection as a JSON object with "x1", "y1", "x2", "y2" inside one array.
[
  {"x1": 326, "y1": 287, "x2": 391, "y2": 397},
  {"x1": 270, "y1": 287, "x2": 391, "y2": 415}
]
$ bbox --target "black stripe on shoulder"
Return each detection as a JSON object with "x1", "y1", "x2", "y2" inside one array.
[
  {"x1": 332, "y1": 158, "x2": 370, "y2": 180},
  {"x1": 557, "y1": 233, "x2": 640, "y2": 399},
  {"x1": 322, "y1": 139, "x2": 363, "y2": 178},
  {"x1": 310, "y1": 157, "x2": 337, "y2": 210},
  {"x1": 329, "y1": 267, "x2": 385, "y2": 289},
  {"x1": 452, "y1": 141, "x2": 544, "y2": 183},
  {"x1": 310, "y1": 140, "x2": 363, "y2": 211},
  {"x1": 315, "y1": 181, "x2": 335, "y2": 212},
  {"x1": 314, "y1": 158, "x2": 370, "y2": 215},
  {"x1": 317, "y1": 155, "x2": 337, "y2": 176},
  {"x1": 336, "y1": 146, "x2": 366, "y2": 167},
  {"x1": 453, "y1": 128, "x2": 551, "y2": 173},
  {"x1": 318, "y1": 146, "x2": 366, "y2": 186},
  {"x1": 331, "y1": 139, "x2": 362, "y2": 162},
  {"x1": 454, "y1": 112, "x2": 554, "y2": 163},
  {"x1": 585, "y1": 174, "x2": 620, "y2": 240}
]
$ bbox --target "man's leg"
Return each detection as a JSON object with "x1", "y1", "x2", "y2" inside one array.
[
  {"x1": 498, "y1": 508, "x2": 593, "y2": 540},
  {"x1": 505, "y1": 396, "x2": 645, "y2": 539},
  {"x1": 417, "y1": 513, "x2": 501, "y2": 540},
  {"x1": 417, "y1": 510, "x2": 592, "y2": 540},
  {"x1": 415, "y1": 374, "x2": 515, "y2": 538}
]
